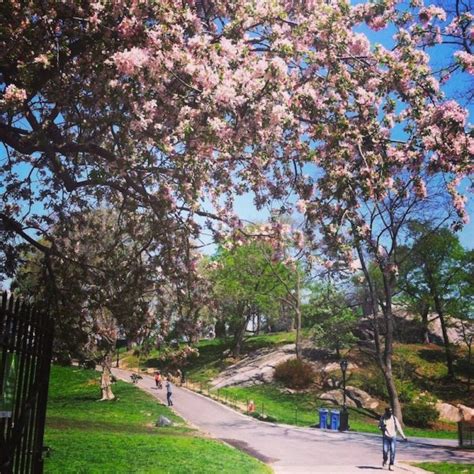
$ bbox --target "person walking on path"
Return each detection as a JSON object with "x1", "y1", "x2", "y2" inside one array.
[
  {"x1": 166, "y1": 378, "x2": 173, "y2": 406},
  {"x1": 154, "y1": 371, "x2": 162, "y2": 389},
  {"x1": 379, "y1": 407, "x2": 408, "y2": 470}
]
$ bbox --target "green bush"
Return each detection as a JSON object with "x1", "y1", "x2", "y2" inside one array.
[
  {"x1": 395, "y1": 379, "x2": 418, "y2": 403},
  {"x1": 274, "y1": 358, "x2": 314, "y2": 389},
  {"x1": 359, "y1": 372, "x2": 387, "y2": 400},
  {"x1": 403, "y1": 400, "x2": 439, "y2": 427}
]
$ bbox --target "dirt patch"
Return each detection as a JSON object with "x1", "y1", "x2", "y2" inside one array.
[{"x1": 221, "y1": 438, "x2": 279, "y2": 464}]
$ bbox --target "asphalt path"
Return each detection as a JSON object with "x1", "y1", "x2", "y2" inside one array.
[{"x1": 112, "y1": 368, "x2": 474, "y2": 474}]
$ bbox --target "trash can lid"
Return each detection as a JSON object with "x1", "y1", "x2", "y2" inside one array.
[
  {"x1": 318, "y1": 408, "x2": 329, "y2": 413},
  {"x1": 330, "y1": 409, "x2": 340, "y2": 414}
]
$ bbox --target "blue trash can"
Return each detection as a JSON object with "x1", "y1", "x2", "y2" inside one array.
[
  {"x1": 318, "y1": 408, "x2": 329, "y2": 429},
  {"x1": 330, "y1": 410, "x2": 340, "y2": 430}
]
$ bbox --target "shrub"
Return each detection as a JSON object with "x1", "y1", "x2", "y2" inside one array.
[
  {"x1": 403, "y1": 400, "x2": 438, "y2": 427},
  {"x1": 359, "y1": 371, "x2": 387, "y2": 400},
  {"x1": 395, "y1": 379, "x2": 417, "y2": 403},
  {"x1": 274, "y1": 358, "x2": 314, "y2": 389}
]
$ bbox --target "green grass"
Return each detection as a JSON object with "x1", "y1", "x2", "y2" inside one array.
[
  {"x1": 414, "y1": 462, "x2": 474, "y2": 473},
  {"x1": 393, "y1": 344, "x2": 473, "y2": 406},
  {"x1": 213, "y1": 383, "x2": 457, "y2": 439},
  {"x1": 216, "y1": 383, "x2": 380, "y2": 432},
  {"x1": 44, "y1": 366, "x2": 271, "y2": 473}
]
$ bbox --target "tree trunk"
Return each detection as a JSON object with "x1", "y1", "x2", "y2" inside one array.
[
  {"x1": 382, "y1": 363, "x2": 403, "y2": 422},
  {"x1": 468, "y1": 343, "x2": 472, "y2": 392},
  {"x1": 432, "y1": 294, "x2": 455, "y2": 378},
  {"x1": 100, "y1": 353, "x2": 115, "y2": 401},
  {"x1": 232, "y1": 312, "x2": 250, "y2": 358},
  {"x1": 354, "y1": 239, "x2": 403, "y2": 422},
  {"x1": 295, "y1": 271, "x2": 302, "y2": 359},
  {"x1": 381, "y1": 272, "x2": 403, "y2": 424},
  {"x1": 215, "y1": 319, "x2": 226, "y2": 338},
  {"x1": 420, "y1": 304, "x2": 430, "y2": 344}
]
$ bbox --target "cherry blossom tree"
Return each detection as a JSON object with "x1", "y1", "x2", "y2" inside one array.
[
  {"x1": 13, "y1": 209, "x2": 162, "y2": 399},
  {"x1": 2, "y1": 0, "x2": 472, "y2": 417}
]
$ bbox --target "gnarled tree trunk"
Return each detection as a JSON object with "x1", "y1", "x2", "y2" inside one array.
[
  {"x1": 232, "y1": 309, "x2": 250, "y2": 358},
  {"x1": 100, "y1": 353, "x2": 115, "y2": 401}
]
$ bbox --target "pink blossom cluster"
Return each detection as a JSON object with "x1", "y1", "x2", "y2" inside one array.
[
  {"x1": 419, "y1": 5, "x2": 446, "y2": 24},
  {"x1": 112, "y1": 47, "x2": 149, "y2": 75},
  {"x1": 3, "y1": 84, "x2": 27, "y2": 104},
  {"x1": 454, "y1": 51, "x2": 474, "y2": 74}
]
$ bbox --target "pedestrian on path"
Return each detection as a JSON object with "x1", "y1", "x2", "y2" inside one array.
[
  {"x1": 166, "y1": 378, "x2": 173, "y2": 406},
  {"x1": 154, "y1": 371, "x2": 162, "y2": 389},
  {"x1": 378, "y1": 407, "x2": 407, "y2": 471}
]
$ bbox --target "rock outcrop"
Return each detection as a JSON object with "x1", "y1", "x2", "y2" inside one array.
[
  {"x1": 345, "y1": 386, "x2": 380, "y2": 410},
  {"x1": 211, "y1": 344, "x2": 295, "y2": 389},
  {"x1": 458, "y1": 404, "x2": 474, "y2": 422},
  {"x1": 435, "y1": 402, "x2": 474, "y2": 422},
  {"x1": 319, "y1": 386, "x2": 380, "y2": 411},
  {"x1": 319, "y1": 390, "x2": 357, "y2": 408},
  {"x1": 321, "y1": 362, "x2": 358, "y2": 373}
]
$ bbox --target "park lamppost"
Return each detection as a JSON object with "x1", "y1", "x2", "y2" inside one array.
[{"x1": 339, "y1": 358, "x2": 349, "y2": 431}]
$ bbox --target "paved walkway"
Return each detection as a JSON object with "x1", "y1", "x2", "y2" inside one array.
[{"x1": 112, "y1": 368, "x2": 474, "y2": 474}]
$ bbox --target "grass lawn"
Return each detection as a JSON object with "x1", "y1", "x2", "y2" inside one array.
[
  {"x1": 214, "y1": 384, "x2": 381, "y2": 433},
  {"x1": 414, "y1": 462, "x2": 474, "y2": 473},
  {"x1": 204, "y1": 383, "x2": 457, "y2": 439},
  {"x1": 44, "y1": 366, "x2": 271, "y2": 473}
]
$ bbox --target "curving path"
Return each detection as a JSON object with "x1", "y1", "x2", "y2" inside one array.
[{"x1": 112, "y1": 368, "x2": 474, "y2": 474}]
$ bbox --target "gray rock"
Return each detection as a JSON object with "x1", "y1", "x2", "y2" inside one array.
[
  {"x1": 436, "y1": 402, "x2": 461, "y2": 423},
  {"x1": 319, "y1": 387, "x2": 380, "y2": 410},
  {"x1": 345, "y1": 386, "x2": 380, "y2": 410},
  {"x1": 211, "y1": 344, "x2": 295, "y2": 389},
  {"x1": 319, "y1": 390, "x2": 357, "y2": 408},
  {"x1": 157, "y1": 415, "x2": 173, "y2": 427},
  {"x1": 458, "y1": 404, "x2": 474, "y2": 422},
  {"x1": 322, "y1": 362, "x2": 358, "y2": 374}
]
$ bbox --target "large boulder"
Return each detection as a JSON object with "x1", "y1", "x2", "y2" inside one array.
[
  {"x1": 459, "y1": 404, "x2": 474, "y2": 422},
  {"x1": 319, "y1": 387, "x2": 380, "y2": 411},
  {"x1": 345, "y1": 386, "x2": 380, "y2": 410},
  {"x1": 436, "y1": 402, "x2": 461, "y2": 423},
  {"x1": 321, "y1": 362, "x2": 358, "y2": 373},
  {"x1": 211, "y1": 344, "x2": 295, "y2": 389},
  {"x1": 319, "y1": 390, "x2": 357, "y2": 408},
  {"x1": 435, "y1": 402, "x2": 474, "y2": 422}
]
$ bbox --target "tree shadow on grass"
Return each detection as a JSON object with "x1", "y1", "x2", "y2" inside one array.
[{"x1": 418, "y1": 348, "x2": 447, "y2": 363}]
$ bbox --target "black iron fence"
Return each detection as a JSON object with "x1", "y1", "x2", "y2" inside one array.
[
  {"x1": 0, "y1": 292, "x2": 54, "y2": 473},
  {"x1": 458, "y1": 421, "x2": 474, "y2": 449}
]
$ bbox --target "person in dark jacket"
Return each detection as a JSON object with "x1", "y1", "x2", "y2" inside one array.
[{"x1": 166, "y1": 378, "x2": 173, "y2": 406}]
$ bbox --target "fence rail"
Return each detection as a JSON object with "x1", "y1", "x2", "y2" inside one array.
[{"x1": 0, "y1": 292, "x2": 54, "y2": 473}]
